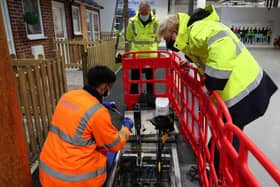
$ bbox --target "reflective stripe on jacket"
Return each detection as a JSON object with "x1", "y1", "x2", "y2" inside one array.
[
  {"x1": 126, "y1": 11, "x2": 160, "y2": 58},
  {"x1": 174, "y1": 5, "x2": 277, "y2": 127},
  {"x1": 174, "y1": 5, "x2": 261, "y2": 108},
  {"x1": 39, "y1": 89, "x2": 130, "y2": 187}
]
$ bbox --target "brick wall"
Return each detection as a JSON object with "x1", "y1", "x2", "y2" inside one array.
[
  {"x1": 7, "y1": 0, "x2": 103, "y2": 57},
  {"x1": 7, "y1": 0, "x2": 55, "y2": 58}
]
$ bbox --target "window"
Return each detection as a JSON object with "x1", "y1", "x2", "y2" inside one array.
[
  {"x1": 22, "y1": 0, "x2": 45, "y2": 40},
  {"x1": 72, "y1": 6, "x2": 81, "y2": 35},
  {"x1": 1, "y1": 0, "x2": 15, "y2": 54},
  {"x1": 52, "y1": 1, "x2": 67, "y2": 38},
  {"x1": 86, "y1": 11, "x2": 92, "y2": 40},
  {"x1": 86, "y1": 10, "x2": 100, "y2": 40}
]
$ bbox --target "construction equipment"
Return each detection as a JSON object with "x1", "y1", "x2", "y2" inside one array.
[
  {"x1": 106, "y1": 51, "x2": 280, "y2": 186},
  {"x1": 111, "y1": 0, "x2": 124, "y2": 51},
  {"x1": 118, "y1": 51, "x2": 280, "y2": 187},
  {"x1": 150, "y1": 113, "x2": 175, "y2": 186},
  {"x1": 107, "y1": 108, "x2": 181, "y2": 187},
  {"x1": 133, "y1": 103, "x2": 142, "y2": 166}
]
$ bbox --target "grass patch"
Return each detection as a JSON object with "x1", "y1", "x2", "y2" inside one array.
[{"x1": 115, "y1": 63, "x2": 122, "y2": 72}]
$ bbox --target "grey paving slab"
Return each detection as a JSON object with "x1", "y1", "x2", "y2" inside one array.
[
  {"x1": 105, "y1": 70, "x2": 199, "y2": 186},
  {"x1": 33, "y1": 49, "x2": 280, "y2": 186},
  {"x1": 65, "y1": 68, "x2": 83, "y2": 91},
  {"x1": 244, "y1": 48, "x2": 280, "y2": 187}
]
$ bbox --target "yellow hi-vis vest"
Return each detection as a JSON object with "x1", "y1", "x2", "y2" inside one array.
[
  {"x1": 174, "y1": 5, "x2": 262, "y2": 109},
  {"x1": 126, "y1": 11, "x2": 160, "y2": 58}
]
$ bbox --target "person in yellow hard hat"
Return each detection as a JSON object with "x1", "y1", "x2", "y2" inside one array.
[
  {"x1": 159, "y1": 4, "x2": 277, "y2": 176},
  {"x1": 126, "y1": 0, "x2": 160, "y2": 94}
]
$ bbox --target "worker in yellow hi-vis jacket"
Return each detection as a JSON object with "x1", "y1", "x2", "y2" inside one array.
[
  {"x1": 159, "y1": 4, "x2": 277, "y2": 176},
  {"x1": 126, "y1": 0, "x2": 160, "y2": 94}
]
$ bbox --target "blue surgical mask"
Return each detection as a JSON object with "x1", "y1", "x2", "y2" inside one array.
[{"x1": 140, "y1": 15, "x2": 149, "y2": 22}]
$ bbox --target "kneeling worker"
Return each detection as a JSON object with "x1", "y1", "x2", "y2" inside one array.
[{"x1": 39, "y1": 65, "x2": 134, "y2": 187}]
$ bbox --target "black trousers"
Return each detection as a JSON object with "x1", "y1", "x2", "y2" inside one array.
[
  {"x1": 130, "y1": 69, "x2": 153, "y2": 94},
  {"x1": 208, "y1": 126, "x2": 243, "y2": 178}
]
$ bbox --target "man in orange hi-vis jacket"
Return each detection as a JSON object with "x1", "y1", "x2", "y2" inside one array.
[{"x1": 39, "y1": 65, "x2": 134, "y2": 187}]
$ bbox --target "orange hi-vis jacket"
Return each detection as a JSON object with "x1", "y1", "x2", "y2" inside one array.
[{"x1": 39, "y1": 89, "x2": 130, "y2": 187}]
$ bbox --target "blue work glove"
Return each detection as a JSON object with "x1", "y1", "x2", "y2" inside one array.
[
  {"x1": 123, "y1": 117, "x2": 134, "y2": 130},
  {"x1": 102, "y1": 101, "x2": 117, "y2": 110}
]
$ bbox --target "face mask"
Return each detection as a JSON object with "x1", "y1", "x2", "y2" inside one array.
[
  {"x1": 166, "y1": 39, "x2": 179, "y2": 52},
  {"x1": 140, "y1": 15, "x2": 149, "y2": 22},
  {"x1": 103, "y1": 89, "x2": 111, "y2": 98}
]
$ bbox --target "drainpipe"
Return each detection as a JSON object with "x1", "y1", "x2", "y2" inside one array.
[
  {"x1": 70, "y1": 0, "x2": 74, "y2": 39},
  {"x1": 188, "y1": 0, "x2": 194, "y2": 14},
  {"x1": 171, "y1": 0, "x2": 176, "y2": 14},
  {"x1": 168, "y1": 0, "x2": 170, "y2": 13}
]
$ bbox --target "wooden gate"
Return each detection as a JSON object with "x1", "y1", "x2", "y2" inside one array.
[
  {"x1": 54, "y1": 39, "x2": 96, "y2": 68},
  {"x1": 12, "y1": 56, "x2": 67, "y2": 163},
  {"x1": 82, "y1": 40, "x2": 116, "y2": 85}
]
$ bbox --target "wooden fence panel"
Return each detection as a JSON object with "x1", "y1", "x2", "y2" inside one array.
[
  {"x1": 65, "y1": 43, "x2": 70, "y2": 67},
  {"x1": 59, "y1": 56, "x2": 68, "y2": 92},
  {"x1": 69, "y1": 44, "x2": 74, "y2": 67},
  {"x1": 56, "y1": 58, "x2": 64, "y2": 95},
  {"x1": 46, "y1": 63, "x2": 56, "y2": 112},
  {"x1": 12, "y1": 57, "x2": 67, "y2": 163},
  {"x1": 18, "y1": 70, "x2": 37, "y2": 156},
  {"x1": 54, "y1": 38, "x2": 96, "y2": 68},
  {"x1": 34, "y1": 65, "x2": 48, "y2": 138},
  {"x1": 40, "y1": 64, "x2": 53, "y2": 134},
  {"x1": 51, "y1": 60, "x2": 60, "y2": 102},
  {"x1": 101, "y1": 33, "x2": 117, "y2": 41},
  {"x1": 86, "y1": 40, "x2": 115, "y2": 71},
  {"x1": 27, "y1": 68, "x2": 44, "y2": 147}
]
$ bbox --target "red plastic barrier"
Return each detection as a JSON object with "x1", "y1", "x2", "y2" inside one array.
[
  {"x1": 220, "y1": 124, "x2": 280, "y2": 187},
  {"x1": 122, "y1": 51, "x2": 280, "y2": 187},
  {"x1": 122, "y1": 51, "x2": 172, "y2": 110},
  {"x1": 170, "y1": 53, "x2": 233, "y2": 186}
]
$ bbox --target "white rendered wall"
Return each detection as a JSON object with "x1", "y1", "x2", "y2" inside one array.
[
  {"x1": 153, "y1": 0, "x2": 168, "y2": 23},
  {"x1": 97, "y1": 0, "x2": 168, "y2": 33},
  {"x1": 95, "y1": 0, "x2": 116, "y2": 33}
]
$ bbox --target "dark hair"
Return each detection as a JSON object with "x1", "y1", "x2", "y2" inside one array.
[
  {"x1": 187, "y1": 8, "x2": 211, "y2": 27},
  {"x1": 87, "y1": 65, "x2": 116, "y2": 87}
]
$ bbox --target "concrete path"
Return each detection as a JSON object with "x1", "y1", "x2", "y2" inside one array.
[
  {"x1": 244, "y1": 48, "x2": 280, "y2": 187},
  {"x1": 33, "y1": 48, "x2": 280, "y2": 186},
  {"x1": 105, "y1": 48, "x2": 280, "y2": 186},
  {"x1": 105, "y1": 70, "x2": 200, "y2": 187}
]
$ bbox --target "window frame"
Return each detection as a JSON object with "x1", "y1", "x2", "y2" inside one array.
[
  {"x1": 71, "y1": 6, "x2": 82, "y2": 36},
  {"x1": 86, "y1": 9, "x2": 100, "y2": 40},
  {"x1": 22, "y1": 0, "x2": 46, "y2": 40},
  {"x1": 86, "y1": 10, "x2": 93, "y2": 40},
  {"x1": 52, "y1": 1, "x2": 68, "y2": 38},
  {"x1": 1, "y1": 0, "x2": 16, "y2": 54}
]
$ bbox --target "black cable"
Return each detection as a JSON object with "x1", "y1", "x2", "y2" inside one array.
[
  {"x1": 269, "y1": 0, "x2": 273, "y2": 9},
  {"x1": 273, "y1": 0, "x2": 278, "y2": 7},
  {"x1": 156, "y1": 130, "x2": 162, "y2": 187},
  {"x1": 69, "y1": 0, "x2": 75, "y2": 39}
]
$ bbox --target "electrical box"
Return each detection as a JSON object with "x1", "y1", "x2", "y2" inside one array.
[{"x1": 31, "y1": 45, "x2": 45, "y2": 59}]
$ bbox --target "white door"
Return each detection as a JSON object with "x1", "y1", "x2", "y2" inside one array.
[
  {"x1": 87, "y1": 10, "x2": 100, "y2": 40},
  {"x1": 0, "y1": 0, "x2": 16, "y2": 54},
  {"x1": 52, "y1": 1, "x2": 67, "y2": 38}
]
